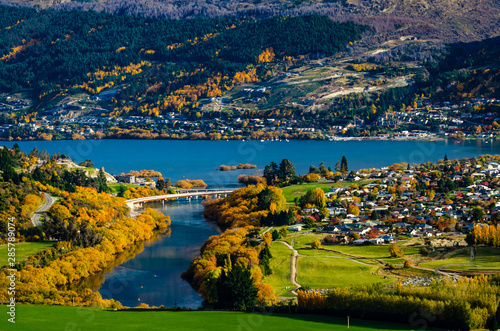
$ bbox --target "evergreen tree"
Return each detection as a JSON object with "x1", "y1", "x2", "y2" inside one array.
[
  {"x1": 278, "y1": 159, "x2": 296, "y2": 182},
  {"x1": 340, "y1": 156, "x2": 348, "y2": 174},
  {"x1": 97, "y1": 168, "x2": 108, "y2": 193},
  {"x1": 259, "y1": 245, "x2": 273, "y2": 276},
  {"x1": 319, "y1": 162, "x2": 327, "y2": 175},
  {"x1": 216, "y1": 265, "x2": 258, "y2": 310},
  {"x1": 0, "y1": 146, "x2": 13, "y2": 169},
  {"x1": 156, "y1": 177, "x2": 166, "y2": 190},
  {"x1": 309, "y1": 165, "x2": 320, "y2": 174}
]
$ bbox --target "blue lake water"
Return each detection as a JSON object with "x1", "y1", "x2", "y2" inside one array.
[
  {"x1": 7, "y1": 138, "x2": 500, "y2": 307},
  {"x1": 5, "y1": 139, "x2": 500, "y2": 186}
]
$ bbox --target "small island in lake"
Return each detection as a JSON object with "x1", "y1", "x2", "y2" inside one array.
[{"x1": 219, "y1": 163, "x2": 257, "y2": 171}]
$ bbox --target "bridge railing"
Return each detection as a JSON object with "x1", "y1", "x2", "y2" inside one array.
[{"x1": 125, "y1": 188, "x2": 237, "y2": 204}]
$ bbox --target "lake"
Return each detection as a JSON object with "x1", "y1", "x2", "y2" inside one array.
[{"x1": 5, "y1": 139, "x2": 500, "y2": 186}]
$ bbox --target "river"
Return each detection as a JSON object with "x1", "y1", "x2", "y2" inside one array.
[{"x1": 81, "y1": 200, "x2": 220, "y2": 309}]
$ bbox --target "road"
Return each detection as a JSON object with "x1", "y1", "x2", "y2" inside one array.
[
  {"x1": 125, "y1": 189, "x2": 236, "y2": 210},
  {"x1": 31, "y1": 193, "x2": 56, "y2": 227}
]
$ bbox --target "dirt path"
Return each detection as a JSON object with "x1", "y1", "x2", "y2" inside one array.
[
  {"x1": 261, "y1": 227, "x2": 274, "y2": 235},
  {"x1": 277, "y1": 238, "x2": 374, "y2": 296},
  {"x1": 277, "y1": 241, "x2": 301, "y2": 294}
]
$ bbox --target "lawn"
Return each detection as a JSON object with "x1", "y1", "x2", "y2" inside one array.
[
  {"x1": 419, "y1": 247, "x2": 500, "y2": 270},
  {"x1": 288, "y1": 233, "x2": 421, "y2": 263},
  {"x1": 297, "y1": 256, "x2": 393, "y2": 288},
  {"x1": 292, "y1": 232, "x2": 328, "y2": 249},
  {"x1": 0, "y1": 241, "x2": 54, "y2": 267},
  {"x1": 0, "y1": 305, "x2": 444, "y2": 330},
  {"x1": 108, "y1": 183, "x2": 141, "y2": 194},
  {"x1": 325, "y1": 243, "x2": 421, "y2": 260},
  {"x1": 264, "y1": 242, "x2": 294, "y2": 297},
  {"x1": 280, "y1": 180, "x2": 375, "y2": 204}
]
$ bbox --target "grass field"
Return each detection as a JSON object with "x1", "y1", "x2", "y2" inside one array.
[
  {"x1": 297, "y1": 256, "x2": 393, "y2": 288},
  {"x1": 419, "y1": 247, "x2": 500, "y2": 270},
  {"x1": 108, "y1": 183, "x2": 141, "y2": 194},
  {"x1": 0, "y1": 241, "x2": 54, "y2": 267},
  {"x1": 280, "y1": 180, "x2": 375, "y2": 204},
  {"x1": 0, "y1": 305, "x2": 444, "y2": 330},
  {"x1": 324, "y1": 243, "x2": 421, "y2": 260},
  {"x1": 265, "y1": 242, "x2": 294, "y2": 297},
  {"x1": 290, "y1": 233, "x2": 421, "y2": 260}
]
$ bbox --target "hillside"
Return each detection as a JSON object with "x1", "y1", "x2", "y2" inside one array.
[
  {"x1": 0, "y1": 5, "x2": 498, "y2": 141},
  {"x1": 1, "y1": 0, "x2": 499, "y2": 42},
  {"x1": 0, "y1": 8, "x2": 367, "y2": 116}
]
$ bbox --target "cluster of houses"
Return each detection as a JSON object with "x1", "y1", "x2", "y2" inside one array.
[
  {"x1": 1, "y1": 93, "x2": 498, "y2": 141},
  {"x1": 0, "y1": 97, "x2": 32, "y2": 112},
  {"x1": 290, "y1": 155, "x2": 500, "y2": 246},
  {"x1": 114, "y1": 174, "x2": 156, "y2": 188}
]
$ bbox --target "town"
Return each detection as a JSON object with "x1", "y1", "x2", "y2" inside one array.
[
  {"x1": 0, "y1": 94, "x2": 498, "y2": 141},
  {"x1": 289, "y1": 155, "x2": 498, "y2": 246}
]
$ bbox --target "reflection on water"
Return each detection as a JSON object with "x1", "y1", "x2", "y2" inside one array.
[{"x1": 71, "y1": 200, "x2": 219, "y2": 308}]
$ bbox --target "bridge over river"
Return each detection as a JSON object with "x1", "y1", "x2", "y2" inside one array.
[{"x1": 125, "y1": 188, "x2": 237, "y2": 210}]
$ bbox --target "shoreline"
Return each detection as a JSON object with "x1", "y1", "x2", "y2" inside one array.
[{"x1": 0, "y1": 136, "x2": 493, "y2": 143}]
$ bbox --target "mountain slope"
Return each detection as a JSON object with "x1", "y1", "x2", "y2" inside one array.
[{"x1": 1, "y1": 0, "x2": 499, "y2": 42}]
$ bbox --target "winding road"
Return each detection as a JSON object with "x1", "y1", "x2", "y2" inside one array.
[{"x1": 31, "y1": 193, "x2": 56, "y2": 227}]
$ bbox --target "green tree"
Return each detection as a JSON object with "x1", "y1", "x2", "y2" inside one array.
[
  {"x1": 259, "y1": 245, "x2": 273, "y2": 276},
  {"x1": 97, "y1": 168, "x2": 108, "y2": 193},
  {"x1": 472, "y1": 207, "x2": 483, "y2": 221},
  {"x1": 319, "y1": 162, "x2": 327, "y2": 175},
  {"x1": 309, "y1": 165, "x2": 320, "y2": 174},
  {"x1": 340, "y1": 155, "x2": 348, "y2": 174},
  {"x1": 278, "y1": 159, "x2": 296, "y2": 182},
  {"x1": 216, "y1": 265, "x2": 258, "y2": 310},
  {"x1": 156, "y1": 177, "x2": 166, "y2": 190}
]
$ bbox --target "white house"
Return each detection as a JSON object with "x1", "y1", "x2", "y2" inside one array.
[{"x1": 288, "y1": 224, "x2": 303, "y2": 232}]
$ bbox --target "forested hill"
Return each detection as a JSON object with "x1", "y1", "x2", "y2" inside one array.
[
  {"x1": 1, "y1": 0, "x2": 499, "y2": 42},
  {"x1": 0, "y1": 7, "x2": 367, "y2": 116}
]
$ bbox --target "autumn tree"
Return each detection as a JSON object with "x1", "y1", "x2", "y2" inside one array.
[
  {"x1": 311, "y1": 240, "x2": 322, "y2": 249},
  {"x1": 300, "y1": 188, "x2": 326, "y2": 209},
  {"x1": 389, "y1": 243, "x2": 404, "y2": 258},
  {"x1": 347, "y1": 204, "x2": 360, "y2": 216}
]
